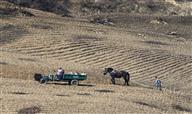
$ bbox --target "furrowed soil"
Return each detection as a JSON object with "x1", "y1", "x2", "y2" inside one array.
[{"x1": 0, "y1": 2, "x2": 192, "y2": 113}]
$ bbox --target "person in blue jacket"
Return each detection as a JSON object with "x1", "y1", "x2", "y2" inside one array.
[{"x1": 154, "y1": 76, "x2": 162, "y2": 91}]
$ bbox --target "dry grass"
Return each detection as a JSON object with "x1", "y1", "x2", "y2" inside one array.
[
  {"x1": 0, "y1": 78, "x2": 191, "y2": 114},
  {"x1": 0, "y1": 5, "x2": 192, "y2": 113}
]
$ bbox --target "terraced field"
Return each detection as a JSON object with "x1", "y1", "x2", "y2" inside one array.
[{"x1": 1, "y1": 13, "x2": 192, "y2": 93}]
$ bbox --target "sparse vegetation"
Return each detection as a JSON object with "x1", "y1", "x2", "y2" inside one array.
[
  {"x1": 0, "y1": 24, "x2": 27, "y2": 44},
  {"x1": 3, "y1": 0, "x2": 192, "y2": 16},
  {"x1": 172, "y1": 104, "x2": 192, "y2": 112},
  {"x1": 0, "y1": 61, "x2": 8, "y2": 65},
  {"x1": 95, "y1": 89, "x2": 115, "y2": 93},
  {"x1": 10, "y1": 92, "x2": 28, "y2": 95},
  {"x1": 0, "y1": 0, "x2": 192, "y2": 113},
  {"x1": 18, "y1": 106, "x2": 41, "y2": 114}
]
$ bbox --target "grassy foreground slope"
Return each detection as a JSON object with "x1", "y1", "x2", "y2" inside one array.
[
  {"x1": 0, "y1": 1, "x2": 192, "y2": 113},
  {"x1": 0, "y1": 77, "x2": 192, "y2": 114}
]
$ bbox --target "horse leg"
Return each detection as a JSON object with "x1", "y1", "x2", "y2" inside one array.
[
  {"x1": 127, "y1": 73, "x2": 130, "y2": 86},
  {"x1": 124, "y1": 75, "x2": 129, "y2": 86},
  {"x1": 126, "y1": 79, "x2": 129, "y2": 86},
  {"x1": 111, "y1": 78, "x2": 115, "y2": 85},
  {"x1": 123, "y1": 78, "x2": 128, "y2": 86}
]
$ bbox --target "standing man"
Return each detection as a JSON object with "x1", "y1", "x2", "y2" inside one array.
[{"x1": 154, "y1": 76, "x2": 162, "y2": 91}]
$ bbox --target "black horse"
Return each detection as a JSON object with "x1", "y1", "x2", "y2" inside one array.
[{"x1": 103, "y1": 67, "x2": 130, "y2": 86}]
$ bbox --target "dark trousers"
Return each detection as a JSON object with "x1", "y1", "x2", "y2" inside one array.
[{"x1": 56, "y1": 74, "x2": 63, "y2": 80}]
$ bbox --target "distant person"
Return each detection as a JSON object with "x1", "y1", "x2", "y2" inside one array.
[
  {"x1": 154, "y1": 76, "x2": 162, "y2": 91},
  {"x1": 56, "y1": 67, "x2": 64, "y2": 80}
]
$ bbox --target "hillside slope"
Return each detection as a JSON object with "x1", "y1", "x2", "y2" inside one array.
[
  {"x1": 4, "y1": 0, "x2": 192, "y2": 16},
  {"x1": 0, "y1": 77, "x2": 191, "y2": 114},
  {"x1": 0, "y1": 1, "x2": 192, "y2": 113},
  {"x1": 1, "y1": 3, "x2": 192, "y2": 92}
]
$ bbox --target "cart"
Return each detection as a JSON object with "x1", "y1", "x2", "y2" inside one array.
[{"x1": 39, "y1": 73, "x2": 87, "y2": 85}]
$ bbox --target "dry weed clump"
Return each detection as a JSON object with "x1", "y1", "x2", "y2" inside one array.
[
  {"x1": 135, "y1": 101, "x2": 164, "y2": 111},
  {"x1": 172, "y1": 104, "x2": 192, "y2": 113},
  {"x1": 77, "y1": 93, "x2": 92, "y2": 96},
  {"x1": 18, "y1": 106, "x2": 41, "y2": 114},
  {"x1": 0, "y1": 61, "x2": 8, "y2": 65},
  {"x1": 10, "y1": 92, "x2": 28, "y2": 95},
  {"x1": 0, "y1": 1, "x2": 34, "y2": 17},
  {"x1": 95, "y1": 89, "x2": 115, "y2": 93}
]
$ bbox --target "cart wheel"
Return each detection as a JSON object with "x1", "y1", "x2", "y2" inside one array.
[
  {"x1": 71, "y1": 80, "x2": 79, "y2": 85},
  {"x1": 40, "y1": 78, "x2": 47, "y2": 84},
  {"x1": 68, "y1": 80, "x2": 71, "y2": 85}
]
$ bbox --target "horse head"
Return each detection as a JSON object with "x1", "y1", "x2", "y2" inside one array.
[{"x1": 103, "y1": 67, "x2": 113, "y2": 75}]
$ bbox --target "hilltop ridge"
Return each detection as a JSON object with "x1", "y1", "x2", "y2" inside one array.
[{"x1": 3, "y1": 0, "x2": 192, "y2": 16}]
